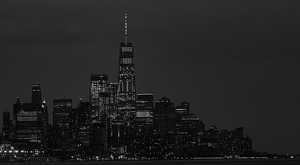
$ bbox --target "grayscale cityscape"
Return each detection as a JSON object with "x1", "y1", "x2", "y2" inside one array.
[{"x1": 1, "y1": 1, "x2": 299, "y2": 164}]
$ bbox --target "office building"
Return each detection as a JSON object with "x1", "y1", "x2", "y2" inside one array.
[
  {"x1": 135, "y1": 93, "x2": 154, "y2": 135},
  {"x1": 90, "y1": 74, "x2": 110, "y2": 124},
  {"x1": 117, "y1": 13, "x2": 136, "y2": 136},
  {"x1": 32, "y1": 83, "x2": 42, "y2": 104},
  {"x1": 13, "y1": 83, "x2": 48, "y2": 152},
  {"x1": 2, "y1": 111, "x2": 11, "y2": 141},
  {"x1": 154, "y1": 97, "x2": 176, "y2": 133},
  {"x1": 53, "y1": 98, "x2": 72, "y2": 149}
]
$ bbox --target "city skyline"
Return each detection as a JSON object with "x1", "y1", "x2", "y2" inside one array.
[{"x1": 1, "y1": 0, "x2": 300, "y2": 154}]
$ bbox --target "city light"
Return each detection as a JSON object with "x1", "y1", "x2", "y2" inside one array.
[{"x1": 0, "y1": 13, "x2": 256, "y2": 163}]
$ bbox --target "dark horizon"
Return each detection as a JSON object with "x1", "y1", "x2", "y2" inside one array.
[{"x1": 1, "y1": 0, "x2": 300, "y2": 154}]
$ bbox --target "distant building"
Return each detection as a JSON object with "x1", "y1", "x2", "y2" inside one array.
[
  {"x1": 13, "y1": 83, "x2": 48, "y2": 152},
  {"x1": 175, "y1": 101, "x2": 190, "y2": 116},
  {"x1": 110, "y1": 13, "x2": 137, "y2": 154},
  {"x1": 117, "y1": 13, "x2": 137, "y2": 137},
  {"x1": 70, "y1": 99, "x2": 91, "y2": 158},
  {"x1": 241, "y1": 135, "x2": 252, "y2": 155},
  {"x1": 175, "y1": 113, "x2": 203, "y2": 157},
  {"x1": 2, "y1": 111, "x2": 11, "y2": 141},
  {"x1": 219, "y1": 127, "x2": 245, "y2": 156},
  {"x1": 108, "y1": 82, "x2": 118, "y2": 148},
  {"x1": 89, "y1": 74, "x2": 110, "y2": 153},
  {"x1": 90, "y1": 123, "x2": 105, "y2": 159},
  {"x1": 199, "y1": 136, "x2": 220, "y2": 156},
  {"x1": 154, "y1": 97, "x2": 176, "y2": 133},
  {"x1": 31, "y1": 83, "x2": 42, "y2": 104},
  {"x1": 53, "y1": 98, "x2": 72, "y2": 149},
  {"x1": 90, "y1": 74, "x2": 110, "y2": 124},
  {"x1": 135, "y1": 93, "x2": 154, "y2": 135}
]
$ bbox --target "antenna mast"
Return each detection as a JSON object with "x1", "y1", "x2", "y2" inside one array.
[{"x1": 125, "y1": 13, "x2": 128, "y2": 44}]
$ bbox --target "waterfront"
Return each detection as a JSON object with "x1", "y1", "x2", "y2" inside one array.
[{"x1": 0, "y1": 159, "x2": 300, "y2": 165}]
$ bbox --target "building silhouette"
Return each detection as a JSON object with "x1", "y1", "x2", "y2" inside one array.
[
  {"x1": 31, "y1": 83, "x2": 42, "y2": 104},
  {"x1": 154, "y1": 97, "x2": 176, "y2": 133},
  {"x1": 135, "y1": 93, "x2": 154, "y2": 135},
  {"x1": 241, "y1": 135, "x2": 253, "y2": 155},
  {"x1": 1, "y1": 14, "x2": 256, "y2": 160},
  {"x1": 12, "y1": 83, "x2": 48, "y2": 152},
  {"x1": 52, "y1": 98, "x2": 72, "y2": 149},
  {"x1": 2, "y1": 111, "x2": 11, "y2": 141},
  {"x1": 70, "y1": 99, "x2": 91, "y2": 158}
]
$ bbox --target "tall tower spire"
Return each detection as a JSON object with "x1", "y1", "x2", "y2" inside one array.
[
  {"x1": 125, "y1": 13, "x2": 128, "y2": 44},
  {"x1": 113, "y1": 13, "x2": 136, "y2": 146}
]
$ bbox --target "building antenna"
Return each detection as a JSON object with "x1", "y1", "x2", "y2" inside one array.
[{"x1": 125, "y1": 13, "x2": 128, "y2": 44}]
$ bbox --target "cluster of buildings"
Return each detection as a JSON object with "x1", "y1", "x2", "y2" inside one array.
[{"x1": 0, "y1": 14, "x2": 252, "y2": 160}]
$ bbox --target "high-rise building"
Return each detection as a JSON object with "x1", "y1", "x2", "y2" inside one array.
[
  {"x1": 135, "y1": 93, "x2": 154, "y2": 135},
  {"x1": 90, "y1": 74, "x2": 110, "y2": 124},
  {"x1": 117, "y1": 13, "x2": 136, "y2": 134},
  {"x1": 70, "y1": 99, "x2": 91, "y2": 158},
  {"x1": 241, "y1": 135, "x2": 252, "y2": 155},
  {"x1": 15, "y1": 103, "x2": 45, "y2": 149},
  {"x1": 2, "y1": 111, "x2": 11, "y2": 141},
  {"x1": 109, "y1": 83, "x2": 118, "y2": 106},
  {"x1": 110, "y1": 82, "x2": 124, "y2": 147},
  {"x1": 218, "y1": 127, "x2": 245, "y2": 156},
  {"x1": 32, "y1": 83, "x2": 42, "y2": 104},
  {"x1": 89, "y1": 74, "x2": 110, "y2": 156},
  {"x1": 107, "y1": 82, "x2": 118, "y2": 148},
  {"x1": 137, "y1": 93, "x2": 154, "y2": 108},
  {"x1": 13, "y1": 97, "x2": 21, "y2": 121},
  {"x1": 175, "y1": 101, "x2": 190, "y2": 116},
  {"x1": 154, "y1": 97, "x2": 176, "y2": 133},
  {"x1": 13, "y1": 83, "x2": 49, "y2": 152},
  {"x1": 53, "y1": 98, "x2": 72, "y2": 149}
]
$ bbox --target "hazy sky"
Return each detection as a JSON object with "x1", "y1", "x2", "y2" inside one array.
[{"x1": 1, "y1": 0, "x2": 300, "y2": 154}]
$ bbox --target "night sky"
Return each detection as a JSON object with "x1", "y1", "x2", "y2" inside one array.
[{"x1": 1, "y1": 0, "x2": 300, "y2": 154}]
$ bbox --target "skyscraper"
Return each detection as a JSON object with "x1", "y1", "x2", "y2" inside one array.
[
  {"x1": 117, "y1": 13, "x2": 136, "y2": 134},
  {"x1": 89, "y1": 74, "x2": 110, "y2": 154},
  {"x1": 53, "y1": 98, "x2": 72, "y2": 149},
  {"x1": 90, "y1": 74, "x2": 110, "y2": 124},
  {"x1": 32, "y1": 83, "x2": 42, "y2": 104},
  {"x1": 13, "y1": 83, "x2": 48, "y2": 151},
  {"x1": 135, "y1": 93, "x2": 154, "y2": 135},
  {"x1": 2, "y1": 111, "x2": 11, "y2": 141},
  {"x1": 70, "y1": 99, "x2": 91, "y2": 158},
  {"x1": 154, "y1": 97, "x2": 176, "y2": 133}
]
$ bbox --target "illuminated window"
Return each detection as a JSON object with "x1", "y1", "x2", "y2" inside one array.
[
  {"x1": 121, "y1": 58, "x2": 132, "y2": 64},
  {"x1": 122, "y1": 47, "x2": 133, "y2": 52}
]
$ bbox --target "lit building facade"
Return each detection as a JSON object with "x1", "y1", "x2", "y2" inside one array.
[
  {"x1": 90, "y1": 74, "x2": 110, "y2": 124},
  {"x1": 175, "y1": 101, "x2": 190, "y2": 115},
  {"x1": 135, "y1": 93, "x2": 154, "y2": 135},
  {"x1": 13, "y1": 83, "x2": 48, "y2": 152},
  {"x1": 117, "y1": 13, "x2": 136, "y2": 136},
  {"x1": 175, "y1": 113, "x2": 203, "y2": 157}
]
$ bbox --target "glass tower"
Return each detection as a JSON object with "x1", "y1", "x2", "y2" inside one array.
[
  {"x1": 90, "y1": 74, "x2": 110, "y2": 124},
  {"x1": 117, "y1": 13, "x2": 136, "y2": 134}
]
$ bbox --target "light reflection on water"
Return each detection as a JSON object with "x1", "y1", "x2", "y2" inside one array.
[{"x1": 1, "y1": 159, "x2": 300, "y2": 165}]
